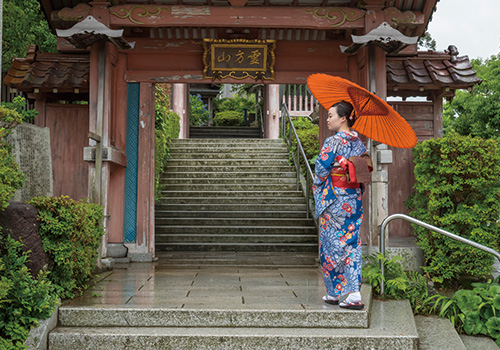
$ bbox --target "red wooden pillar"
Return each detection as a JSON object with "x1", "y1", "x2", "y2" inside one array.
[
  {"x1": 135, "y1": 82, "x2": 155, "y2": 256},
  {"x1": 107, "y1": 51, "x2": 128, "y2": 244}
]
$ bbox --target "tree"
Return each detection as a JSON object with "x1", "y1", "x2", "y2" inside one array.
[
  {"x1": 2, "y1": 0, "x2": 57, "y2": 71},
  {"x1": 443, "y1": 53, "x2": 500, "y2": 142},
  {"x1": 418, "y1": 32, "x2": 436, "y2": 51}
]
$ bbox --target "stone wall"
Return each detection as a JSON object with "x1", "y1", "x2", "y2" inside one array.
[{"x1": 6, "y1": 123, "x2": 53, "y2": 202}]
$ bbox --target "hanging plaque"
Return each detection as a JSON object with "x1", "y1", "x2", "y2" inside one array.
[{"x1": 203, "y1": 39, "x2": 276, "y2": 81}]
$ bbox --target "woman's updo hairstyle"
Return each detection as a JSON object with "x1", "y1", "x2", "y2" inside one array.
[{"x1": 331, "y1": 100, "x2": 356, "y2": 128}]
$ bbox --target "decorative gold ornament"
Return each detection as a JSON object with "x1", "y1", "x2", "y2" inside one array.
[
  {"x1": 110, "y1": 6, "x2": 170, "y2": 25},
  {"x1": 306, "y1": 8, "x2": 365, "y2": 27},
  {"x1": 383, "y1": 8, "x2": 418, "y2": 25},
  {"x1": 58, "y1": 4, "x2": 91, "y2": 21}
]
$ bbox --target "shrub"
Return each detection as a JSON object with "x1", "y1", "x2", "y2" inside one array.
[
  {"x1": 1, "y1": 96, "x2": 37, "y2": 123},
  {"x1": 407, "y1": 134, "x2": 500, "y2": 284},
  {"x1": 291, "y1": 117, "x2": 320, "y2": 170},
  {"x1": 214, "y1": 111, "x2": 242, "y2": 126},
  {"x1": 362, "y1": 253, "x2": 430, "y2": 313},
  {"x1": 28, "y1": 196, "x2": 104, "y2": 299},
  {"x1": 213, "y1": 95, "x2": 255, "y2": 115},
  {"x1": 0, "y1": 235, "x2": 58, "y2": 349},
  {"x1": 284, "y1": 117, "x2": 319, "y2": 178},
  {"x1": 0, "y1": 104, "x2": 25, "y2": 210},
  {"x1": 424, "y1": 278, "x2": 500, "y2": 346},
  {"x1": 155, "y1": 84, "x2": 180, "y2": 202}
]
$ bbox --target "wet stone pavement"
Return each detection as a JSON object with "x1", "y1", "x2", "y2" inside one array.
[{"x1": 62, "y1": 253, "x2": 335, "y2": 311}]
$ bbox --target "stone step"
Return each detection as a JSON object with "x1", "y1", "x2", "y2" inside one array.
[
  {"x1": 155, "y1": 204, "x2": 308, "y2": 212},
  {"x1": 160, "y1": 177, "x2": 297, "y2": 185},
  {"x1": 157, "y1": 197, "x2": 307, "y2": 205},
  {"x1": 166, "y1": 159, "x2": 291, "y2": 167},
  {"x1": 50, "y1": 299, "x2": 419, "y2": 350},
  {"x1": 189, "y1": 126, "x2": 261, "y2": 136},
  {"x1": 156, "y1": 242, "x2": 318, "y2": 252},
  {"x1": 169, "y1": 152, "x2": 289, "y2": 159},
  {"x1": 460, "y1": 335, "x2": 499, "y2": 350},
  {"x1": 155, "y1": 210, "x2": 309, "y2": 218},
  {"x1": 156, "y1": 234, "x2": 317, "y2": 244},
  {"x1": 155, "y1": 217, "x2": 316, "y2": 227},
  {"x1": 171, "y1": 138, "x2": 283, "y2": 145},
  {"x1": 163, "y1": 165, "x2": 294, "y2": 173},
  {"x1": 154, "y1": 251, "x2": 319, "y2": 266},
  {"x1": 155, "y1": 226, "x2": 317, "y2": 235},
  {"x1": 162, "y1": 171, "x2": 297, "y2": 179},
  {"x1": 170, "y1": 146, "x2": 288, "y2": 153},
  {"x1": 190, "y1": 132, "x2": 261, "y2": 139},
  {"x1": 160, "y1": 190, "x2": 304, "y2": 198},
  {"x1": 414, "y1": 315, "x2": 466, "y2": 350},
  {"x1": 159, "y1": 184, "x2": 298, "y2": 192},
  {"x1": 56, "y1": 284, "x2": 372, "y2": 328}
]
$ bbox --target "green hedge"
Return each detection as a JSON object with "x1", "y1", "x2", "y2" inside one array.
[
  {"x1": 28, "y1": 196, "x2": 104, "y2": 299},
  {"x1": 0, "y1": 235, "x2": 58, "y2": 350},
  {"x1": 214, "y1": 111, "x2": 243, "y2": 126},
  {"x1": 407, "y1": 134, "x2": 500, "y2": 284}
]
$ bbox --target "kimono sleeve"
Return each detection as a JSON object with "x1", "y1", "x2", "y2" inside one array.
[{"x1": 314, "y1": 137, "x2": 339, "y2": 183}]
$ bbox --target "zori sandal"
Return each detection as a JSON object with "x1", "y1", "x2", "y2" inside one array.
[
  {"x1": 339, "y1": 300, "x2": 364, "y2": 310},
  {"x1": 322, "y1": 294, "x2": 339, "y2": 305}
]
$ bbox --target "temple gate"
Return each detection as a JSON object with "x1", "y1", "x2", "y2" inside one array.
[{"x1": 3, "y1": 0, "x2": 481, "y2": 262}]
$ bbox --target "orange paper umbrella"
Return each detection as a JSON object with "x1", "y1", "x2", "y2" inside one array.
[{"x1": 307, "y1": 74, "x2": 417, "y2": 149}]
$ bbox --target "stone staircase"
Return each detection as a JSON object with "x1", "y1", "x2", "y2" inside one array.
[
  {"x1": 48, "y1": 268, "x2": 424, "y2": 350},
  {"x1": 155, "y1": 138, "x2": 318, "y2": 253},
  {"x1": 190, "y1": 126, "x2": 261, "y2": 138}
]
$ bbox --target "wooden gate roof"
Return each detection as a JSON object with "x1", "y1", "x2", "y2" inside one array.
[
  {"x1": 4, "y1": 46, "x2": 89, "y2": 94},
  {"x1": 5, "y1": 44, "x2": 480, "y2": 99},
  {"x1": 387, "y1": 47, "x2": 482, "y2": 98}
]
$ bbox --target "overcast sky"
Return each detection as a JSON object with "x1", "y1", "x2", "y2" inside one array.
[{"x1": 426, "y1": 0, "x2": 500, "y2": 60}]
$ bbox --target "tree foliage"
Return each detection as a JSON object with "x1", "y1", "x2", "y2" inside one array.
[
  {"x1": 418, "y1": 32, "x2": 437, "y2": 51},
  {"x1": 2, "y1": 0, "x2": 57, "y2": 71},
  {"x1": 443, "y1": 54, "x2": 500, "y2": 142},
  {"x1": 214, "y1": 94, "x2": 256, "y2": 115}
]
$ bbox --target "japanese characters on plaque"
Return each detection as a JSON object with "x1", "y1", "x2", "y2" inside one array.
[{"x1": 203, "y1": 39, "x2": 276, "y2": 81}]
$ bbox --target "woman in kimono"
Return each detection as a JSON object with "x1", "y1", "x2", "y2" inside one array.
[{"x1": 313, "y1": 100, "x2": 367, "y2": 310}]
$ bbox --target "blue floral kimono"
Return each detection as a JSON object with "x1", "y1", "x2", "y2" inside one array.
[{"x1": 313, "y1": 131, "x2": 366, "y2": 298}]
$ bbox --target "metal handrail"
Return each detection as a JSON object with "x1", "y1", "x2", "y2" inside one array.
[
  {"x1": 280, "y1": 102, "x2": 315, "y2": 219},
  {"x1": 379, "y1": 213, "x2": 500, "y2": 296},
  {"x1": 258, "y1": 104, "x2": 264, "y2": 138}
]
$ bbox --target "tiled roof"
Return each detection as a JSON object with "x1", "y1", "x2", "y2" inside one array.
[
  {"x1": 387, "y1": 49, "x2": 482, "y2": 96},
  {"x1": 3, "y1": 45, "x2": 89, "y2": 93}
]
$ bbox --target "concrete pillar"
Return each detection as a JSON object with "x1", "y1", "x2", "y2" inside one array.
[
  {"x1": 173, "y1": 83, "x2": 189, "y2": 138},
  {"x1": 368, "y1": 46, "x2": 392, "y2": 248},
  {"x1": 264, "y1": 84, "x2": 280, "y2": 139}
]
